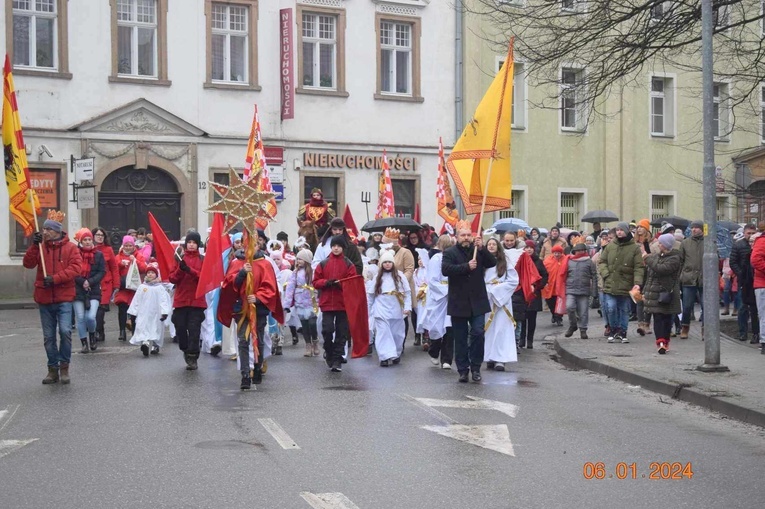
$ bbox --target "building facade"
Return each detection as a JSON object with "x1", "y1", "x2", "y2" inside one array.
[
  {"x1": 0, "y1": 0, "x2": 456, "y2": 298},
  {"x1": 461, "y1": 2, "x2": 763, "y2": 232}
]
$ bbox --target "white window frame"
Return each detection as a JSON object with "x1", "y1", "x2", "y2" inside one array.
[
  {"x1": 497, "y1": 0, "x2": 525, "y2": 7},
  {"x1": 713, "y1": 81, "x2": 731, "y2": 142},
  {"x1": 495, "y1": 56, "x2": 528, "y2": 131},
  {"x1": 495, "y1": 186, "x2": 528, "y2": 222},
  {"x1": 648, "y1": 191, "x2": 677, "y2": 221},
  {"x1": 713, "y1": 3, "x2": 730, "y2": 29},
  {"x1": 380, "y1": 20, "x2": 413, "y2": 96},
  {"x1": 716, "y1": 194, "x2": 732, "y2": 221},
  {"x1": 649, "y1": 74, "x2": 676, "y2": 138},
  {"x1": 117, "y1": 0, "x2": 158, "y2": 78},
  {"x1": 210, "y1": 3, "x2": 249, "y2": 84},
  {"x1": 560, "y1": 66, "x2": 585, "y2": 132},
  {"x1": 12, "y1": 0, "x2": 58, "y2": 70},
  {"x1": 761, "y1": 85, "x2": 765, "y2": 144},
  {"x1": 561, "y1": 0, "x2": 576, "y2": 12},
  {"x1": 302, "y1": 12, "x2": 337, "y2": 90},
  {"x1": 557, "y1": 187, "x2": 587, "y2": 231}
]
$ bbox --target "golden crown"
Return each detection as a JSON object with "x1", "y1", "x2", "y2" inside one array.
[
  {"x1": 455, "y1": 219, "x2": 472, "y2": 232},
  {"x1": 383, "y1": 227, "x2": 400, "y2": 239},
  {"x1": 47, "y1": 210, "x2": 65, "y2": 223}
]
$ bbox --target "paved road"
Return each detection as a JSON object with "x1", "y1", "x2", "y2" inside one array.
[{"x1": 1, "y1": 309, "x2": 763, "y2": 509}]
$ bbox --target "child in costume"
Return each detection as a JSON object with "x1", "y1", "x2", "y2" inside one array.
[
  {"x1": 367, "y1": 250, "x2": 411, "y2": 367},
  {"x1": 284, "y1": 249, "x2": 319, "y2": 357},
  {"x1": 127, "y1": 263, "x2": 171, "y2": 356}
]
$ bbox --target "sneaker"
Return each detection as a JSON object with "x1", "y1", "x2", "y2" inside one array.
[
  {"x1": 331, "y1": 361, "x2": 342, "y2": 372},
  {"x1": 141, "y1": 341, "x2": 150, "y2": 357},
  {"x1": 658, "y1": 342, "x2": 667, "y2": 354},
  {"x1": 430, "y1": 356, "x2": 440, "y2": 366},
  {"x1": 621, "y1": 336, "x2": 629, "y2": 344},
  {"x1": 240, "y1": 375, "x2": 251, "y2": 390},
  {"x1": 494, "y1": 363, "x2": 505, "y2": 371},
  {"x1": 210, "y1": 344, "x2": 222, "y2": 357},
  {"x1": 341, "y1": 356, "x2": 348, "y2": 364},
  {"x1": 151, "y1": 344, "x2": 160, "y2": 355},
  {"x1": 441, "y1": 363, "x2": 451, "y2": 369},
  {"x1": 607, "y1": 335, "x2": 616, "y2": 343},
  {"x1": 380, "y1": 360, "x2": 390, "y2": 367},
  {"x1": 564, "y1": 326, "x2": 577, "y2": 338}
]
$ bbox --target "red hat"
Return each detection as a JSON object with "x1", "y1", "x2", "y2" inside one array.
[
  {"x1": 552, "y1": 245, "x2": 564, "y2": 253},
  {"x1": 525, "y1": 240, "x2": 536, "y2": 248}
]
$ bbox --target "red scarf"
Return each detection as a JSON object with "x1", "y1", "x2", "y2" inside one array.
[
  {"x1": 80, "y1": 246, "x2": 95, "y2": 277},
  {"x1": 515, "y1": 251, "x2": 541, "y2": 304}
]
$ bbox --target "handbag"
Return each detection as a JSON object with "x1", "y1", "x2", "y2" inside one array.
[
  {"x1": 658, "y1": 290, "x2": 672, "y2": 304},
  {"x1": 125, "y1": 259, "x2": 141, "y2": 291}
]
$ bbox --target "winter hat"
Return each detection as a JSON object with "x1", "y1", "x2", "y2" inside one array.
[
  {"x1": 329, "y1": 217, "x2": 346, "y2": 229},
  {"x1": 660, "y1": 223, "x2": 675, "y2": 234},
  {"x1": 638, "y1": 219, "x2": 651, "y2": 231},
  {"x1": 230, "y1": 232, "x2": 243, "y2": 244},
  {"x1": 690, "y1": 220, "x2": 703, "y2": 229},
  {"x1": 76, "y1": 228, "x2": 93, "y2": 242},
  {"x1": 572, "y1": 243, "x2": 587, "y2": 252},
  {"x1": 185, "y1": 230, "x2": 202, "y2": 247},
  {"x1": 330, "y1": 235, "x2": 347, "y2": 249},
  {"x1": 276, "y1": 231, "x2": 288, "y2": 242},
  {"x1": 122, "y1": 235, "x2": 135, "y2": 245},
  {"x1": 257, "y1": 229, "x2": 269, "y2": 243},
  {"x1": 615, "y1": 222, "x2": 630, "y2": 235},
  {"x1": 296, "y1": 249, "x2": 313, "y2": 265},
  {"x1": 366, "y1": 247, "x2": 379, "y2": 261},
  {"x1": 585, "y1": 236, "x2": 594, "y2": 244},
  {"x1": 552, "y1": 245, "x2": 564, "y2": 253},
  {"x1": 525, "y1": 239, "x2": 536, "y2": 248},
  {"x1": 43, "y1": 210, "x2": 64, "y2": 233},
  {"x1": 734, "y1": 232, "x2": 745, "y2": 242},
  {"x1": 674, "y1": 230, "x2": 684, "y2": 241},
  {"x1": 145, "y1": 263, "x2": 160, "y2": 278},
  {"x1": 599, "y1": 229, "x2": 610, "y2": 238},
  {"x1": 658, "y1": 233, "x2": 675, "y2": 251},
  {"x1": 379, "y1": 250, "x2": 395, "y2": 264}
]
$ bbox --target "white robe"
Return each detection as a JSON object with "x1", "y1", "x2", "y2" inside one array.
[
  {"x1": 368, "y1": 271, "x2": 411, "y2": 361},
  {"x1": 413, "y1": 266, "x2": 428, "y2": 334},
  {"x1": 201, "y1": 290, "x2": 218, "y2": 353},
  {"x1": 363, "y1": 262, "x2": 380, "y2": 341},
  {"x1": 421, "y1": 252, "x2": 450, "y2": 339},
  {"x1": 127, "y1": 282, "x2": 172, "y2": 346},
  {"x1": 484, "y1": 265, "x2": 520, "y2": 364}
]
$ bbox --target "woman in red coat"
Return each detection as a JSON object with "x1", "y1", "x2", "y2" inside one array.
[
  {"x1": 92, "y1": 227, "x2": 121, "y2": 342},
  {"x1": 114, "y1": 235, "x2": 147, "y2": 341}
]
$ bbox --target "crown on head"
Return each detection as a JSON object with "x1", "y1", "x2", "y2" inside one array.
[
  {"x1": 455, "y1": 219, "x2": 472, "y2": 232},
  {"x1": 383, "y1": 227, "x2": 400, "y2": 239},
  {"x1": 47, "y1": 210, "x2": 65, "y2": 223}
]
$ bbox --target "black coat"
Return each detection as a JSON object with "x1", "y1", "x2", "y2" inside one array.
[
  {"x1": 729, "y1": 238, "x2": 751, "y2": 280},
  {"x1": 442, "y1": 243, "x2": 497, "y2": 317},
  {"x1": 74, "y1": 250, "x2": 105, "y2": 302}
]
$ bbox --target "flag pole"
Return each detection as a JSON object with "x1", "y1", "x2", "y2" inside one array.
[
  {"x1": 473, "y1": 156, "x2": 495, "y2": 260},
  {"x1": 29, "y1": 190, "x2": 47, "y2": 277}
]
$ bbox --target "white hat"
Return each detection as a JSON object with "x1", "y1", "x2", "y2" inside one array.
[
  {"x1": 379, "y1": 250, "x2": 395, "y2": 265},
  {"x1": 366, "y1": 247, "x2": 379, "y2": 261}
]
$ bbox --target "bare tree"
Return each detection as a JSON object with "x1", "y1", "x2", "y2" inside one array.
[{"x1": 469, "y1": 0, "x2": 765, "y2": 137}]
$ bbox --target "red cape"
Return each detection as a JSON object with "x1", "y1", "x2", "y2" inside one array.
[
  {"x1": 515, "y1": 251, "x2": 541, "y2": 304},
  {"x1": 339, "y1": 275, "x2": 370, "y2": 358},
  {"x1": 217, "y1": 257, "x2": 284, "y2": 326}
]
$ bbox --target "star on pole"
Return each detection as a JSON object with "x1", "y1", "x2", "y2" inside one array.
[{"x1": 206, "y1": 166, "x2": 276, "y2": 234}]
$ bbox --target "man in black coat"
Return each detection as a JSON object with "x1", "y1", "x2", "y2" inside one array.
[
  {"x1": 729, "y1": 224, "x2": 759, "y2": 343},
  {"x1": 442, "y1": 222, "x2": 497, "y2": 383}
]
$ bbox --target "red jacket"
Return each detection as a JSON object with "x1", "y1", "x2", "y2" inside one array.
[
  {"x1": 313, "y1": 252, "x2": 356, "y2": 311},
  {"x1": 750, "y1": 236, "x2": 765, "y2": 289},
  {"x1": 169, "y1": 249, "x2": 206, "y2": 308},
  {"x1": 23, "y1": 233, "x2": 82, "y2": 305},
  {"x1": 95, "y1": 244, "x2": 120, "y2": 305},
  {"x1": 114, "y1": 249, "x2": 147, "y2": 305}
]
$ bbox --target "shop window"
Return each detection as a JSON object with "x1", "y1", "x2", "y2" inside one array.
[
  {"x1": 14, "y1": 167, "x2": 61, "y2": 254},
  {"x1": 392, "y1": 179, "x2": 416, "y2": 217}
]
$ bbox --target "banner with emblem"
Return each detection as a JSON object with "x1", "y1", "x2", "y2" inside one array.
[{"x1": 375, "y1": 150, "x2": 395, "y2": 219}]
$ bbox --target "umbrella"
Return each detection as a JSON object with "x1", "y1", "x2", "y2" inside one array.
[
  {"x1": 581, "y1": 210, "x2": 619, "y2": 223},
  {"x1": 717, "y1": 220, "x2": 741, "y2": 232},
  {"x1": 650, "y1": 216, "x2": 690, "y2": 230},
  {"x1": 491, "y1": 217, "x2": 530, "y2": 233},
  {"x1": 361, "y1": 217, "x2": 423, "y2": 233}
]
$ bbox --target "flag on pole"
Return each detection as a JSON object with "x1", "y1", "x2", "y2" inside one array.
[
  {"x1": 375, "y1": 150, "x2": 395, "y2": 219},
  {"x1": 3, "y1": 55, "x2": 40, "y2": 236},
  {"x1": 342, "y1": 204, "x2": 359, "y2": 240},
  {"x1": 446, "y1": 41, "x2": 514, "y2": 214},
  {"x1": 196, "y1": 213, "x2": 232, "y2": 299},
  {"x1": 470, "y1": 213, "x2": 482, "y2": 236},
  {"x1": 148, "y1": 212, "x2": 176, "y2": 282},
  {"x1": 436, "y1": 137, "x2": 459, "y2": 226},
  {"x1": 243, "y1": 105, "x2": 278, "y2": 230}
]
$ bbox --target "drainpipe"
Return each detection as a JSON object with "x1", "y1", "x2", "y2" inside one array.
[{"x1": 454, "y1": 0, "x2": 464, "y2": 214}]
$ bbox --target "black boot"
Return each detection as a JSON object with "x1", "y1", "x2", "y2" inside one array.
[
  {"x1": 89, "y1": 332, "x2": 97, "y2": 351},
  {"x1": 414, "y1": 333, "x2": 421, "y2": 346},
  {"x1": 118, "y1": 329, "x2": 127, "y2": 342},
  {"x1": 580, "y1": 328, "x2": 588, "y2": 339},
  {"x1": 240, "y1": 373, "x2": 251, "y2": 390},
  {"x1": 564, "y1": 325, "x2": 577, "y2": 338},
  {"x1": 80, "y1": 338, "x2": 89, "y2": 354},
  {"x1": 527, "y1": 338, "x2": 534, "y2": 349}
]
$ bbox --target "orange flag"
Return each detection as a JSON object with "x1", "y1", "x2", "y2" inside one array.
[
  {"x1": 375, "y1": 150, "x2": 395, "y2": 219},
  {"x1": 244, "y1": 105, "x2": 278, "y2": 230},
  {"x1": 3, "y1": 55, "x2": 41, "y2": 236},
  {"x1": 436, "y1": 137, "x2": 458, "y2": 226}
]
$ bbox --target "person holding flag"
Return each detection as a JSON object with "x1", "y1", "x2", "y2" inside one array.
[{"x1": 169, "y1": 230, "x2": 206, "y2": 370}]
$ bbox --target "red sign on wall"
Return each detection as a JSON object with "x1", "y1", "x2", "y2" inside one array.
[{"x1": 280, "y1": 8, "x2": 294, "y2": 120}]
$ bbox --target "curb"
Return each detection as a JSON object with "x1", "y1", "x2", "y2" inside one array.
[
  {"x1": 0, "y1": 301, "x2": 37, "y2": 310},
  {"x1": 553, "y1": 339, "x2": 765, "y2": 428}
]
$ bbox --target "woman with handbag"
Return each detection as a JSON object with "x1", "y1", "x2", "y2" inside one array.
[
  {"x1": 92, "y1": 227, "x2": 120, "y2": 343},
  {"x1": 642, "y1": 234, "x2": 682, "y2": 354},
  {"x1": 74, "y1": 229, "x2": 105, "y2": 353},
  {"x1": 114, "y1": 235, "x2": 147, "y2": 342}
]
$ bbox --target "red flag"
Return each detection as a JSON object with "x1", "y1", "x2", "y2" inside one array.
[
  {"x1": 148, "y1": 212, "x2": 176, "y2": 282},
  {"x1": 470, "y1": 213, "x2": 482, "y2": 236},
  {"x1": 244, "y1": 104, "x2": 278, "y2": 230},
  {"x1": 413, "y1": 203, "x2": 421, "y2": 224},
  {"x1": 514, "y1": 251, "x2": 541, "y2": 305},
  {"x1": 342, "y1": 204, "x2": 359, "y2": 238},
  {"x1": 340, "y1": 275, "x2": 370, "y2": 358},
  {"x1": 375, "y1": 150, "x2": 395, "y2": 219},
  {"x1": 196, "y1": 213, "x2": 232, "y2": 299}
]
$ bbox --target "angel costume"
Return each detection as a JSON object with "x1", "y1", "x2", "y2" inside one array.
[
  {"x1": 483, "y1": 263, "x2": 520, "y2": 365},
  {"x1": 367, "y1": 269, "x2": 411, "y2": 363},
  {"x1": 413, "y1": 248, "x2": 430, "y2": 334},
  {"x1": 127, "y1": 277, "x2": 172, "y2": 353}
]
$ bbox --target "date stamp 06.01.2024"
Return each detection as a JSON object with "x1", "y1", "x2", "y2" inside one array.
[{"x1": 582, "y1": 462, "x2": 693, "y2": 480}]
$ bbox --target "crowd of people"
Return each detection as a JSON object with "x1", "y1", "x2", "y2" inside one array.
[{"x1": 23, "y1": 205, "x2": 765, "y2": 390}]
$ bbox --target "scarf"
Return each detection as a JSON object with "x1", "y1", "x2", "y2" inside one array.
[
  {"x1": 80, "y1": 246, "x2": 95, "y2": 278},
  {"x1": 515, "y1": 251, "x2": 542, "y2": 304}
]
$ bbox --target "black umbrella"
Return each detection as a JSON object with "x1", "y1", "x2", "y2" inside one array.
[
  {"x1": 581, "y1": 210, "x2": 619, "y2": 223},
  {"x1": 650, "y1": 216, "x2": 690, "y2": 230},
  {"x1": 361, "y1": 217, "x2": 423, "y2": 233},
  {"x1": 717, "y1": 220, "x2": 741, "y2": 232}
]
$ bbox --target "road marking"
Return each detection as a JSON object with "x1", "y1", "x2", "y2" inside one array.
[
  {"x1": 0, "y1": 334, "x2": 18, "y2": 339},
  {"x1": 397, "y1": 394, "x2": 458, "y2": 424},
  {"x1": 420, "y1": 424, "x2": 516, "y2": 456},
  {"x1": 300, "y1": 492, "x2": 361, "y2": 509},
  {"x1": 0, "y1": 405, "x2": 20, "y2": 434},
  {"x1": 258, "y1": 418, "x2": 300, "y2": 449},
  {"x1": 414, "y1": 395, "x2": 519, "y2": 418},
  {"x1": 0, "y1": 439, "x2": 38, "y2": 459}
]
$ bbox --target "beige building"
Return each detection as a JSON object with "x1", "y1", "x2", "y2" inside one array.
[{"x1": 460, "y1": 4, "x2": 764, "y2": 233}]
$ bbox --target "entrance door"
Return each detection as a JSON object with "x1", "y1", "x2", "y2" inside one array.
[{"x1": 98, "y1": 167, "x2": 181, "y2": 251}]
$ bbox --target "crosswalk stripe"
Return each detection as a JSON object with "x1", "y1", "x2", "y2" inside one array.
[
  {"x1": 258, "y1": 418, "x2": 300, "y2": 449},
  {"x1": 300, "y1": 492, "x2": 361, "y2": 509}
]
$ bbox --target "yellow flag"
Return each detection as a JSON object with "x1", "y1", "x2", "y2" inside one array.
[
  {"x1": 447, "y1": 42, "x2": 513, "y2": 214},
  {"x1": 3, "y1": 55, "x2": 40, "y2": 236}
]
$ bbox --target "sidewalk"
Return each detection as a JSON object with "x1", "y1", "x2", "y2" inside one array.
[
  {"x1": 0, "y1": 298, "x2": 37, "y2": 310},
  {"x1": 550, "y1": 312, "x2": 765, "y2": 428}
]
